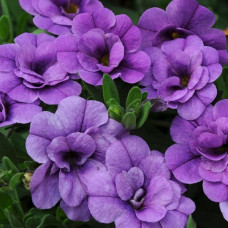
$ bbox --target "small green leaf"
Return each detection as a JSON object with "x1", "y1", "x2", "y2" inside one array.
[
  {"x1": 137, "y1": 101, "x2": 151, "y2": 128},
  {"x1": 102, "y1": 74, "x2": 120, "y2": 106},
  {"x1": 187, "y1": 215, "x2": 196, "y2": 228},
  {"x1": 2, "y1": 157, "x2": 18, "y2": 172},
  {"x1": 32, "y1": 29, "x2": 47, "y2": 35},
  {"x1": 121, "y1": 112, "x2": 137, "y2": 130},
  {"x1": 0, "y1": 15, "x2": 10, "y2": 41},
  {"x1": 9, "y1": 173, "x2": 23, "y2": 189},
  {"x1": 126, "y1": 86, "x2": 142, "y2": 108},
  {"x1": 142, "y1": 92, "x2": 148, "y2": 102},
  {"x1": 126, "y1": 99, "x2": 141, "y2": 117}
]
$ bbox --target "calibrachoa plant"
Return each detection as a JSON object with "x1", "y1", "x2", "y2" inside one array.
[{"x1": 0, "y1": 0, "x2": 228, "y2": 227}]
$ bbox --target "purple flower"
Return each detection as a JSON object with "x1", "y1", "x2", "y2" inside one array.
[
  {"x1": 0, "y1": 92, "x2": 41, "y2": 127},
  {"x1": 19, "y1": 0, "x2": 103, "y2": 35},
  {"x1": 56, "y1": 8, "x2": 151, "y2": 85},
  {"x1": 26, "y1": 96, "x2": 127, "y2": 221},
  {"x1": 138, "y1": 0, "x2": 228, "y2": 65},
  {"x1": 165, "y1": 99, "x2": 228, "y2": 221},
  {"x1": 140, "y1": 35, "x2": 222, "y2": 120},
  {"x1": 83, "y1": 135, "x2": 195, "y2": 227},
  {"x1": 0, "y1": 33, "x2": 81, "y2": 105}
]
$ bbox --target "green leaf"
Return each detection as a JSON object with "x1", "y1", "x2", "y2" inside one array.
[
  {"x1": 137, "y1": 101, "x2": 151, "y2": 128},
  {"x1": 9, "y1": 173, "x2": 23, "y2": 189},
  {"x1": 142, "y1": 92, "x2": 148, "y2": 102},
  {"x1": 121, "y1": 112, "x2": 137, "y2": 130},
  {"x1": 32, "y1": 29, "x2": 47, "y2": 35},
  {"x1": 2, "y1": 157, "x2": 18, "y2": 172},
  {"x1": 187, "y1": 215, "x2": 196, "y2": 228},
  {"x1": 0, "y1": 15, "x2": 10, "y2": 41},
  {"x1": 0, "y1": 192, "x2": 12, "y2": 209},
  {"x1": 126, "y1": 86, "x2": 142, "y2": 108},
  {"x1": 126, "y1": 99, "x2": 141, "y2": 117},
  {"x1": 102, "y1": 74, "x2": 120, "y2": 106}
]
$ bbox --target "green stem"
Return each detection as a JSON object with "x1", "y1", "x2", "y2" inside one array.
[{"x1": 0, "y1": 0, "x2": 13, "y2": 42}]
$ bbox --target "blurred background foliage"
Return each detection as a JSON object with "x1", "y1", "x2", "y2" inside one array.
[{"x1": 0, "y1": 0, "x2": 228, "y2": 227}]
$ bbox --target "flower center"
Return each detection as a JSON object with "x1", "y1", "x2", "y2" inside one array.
[
  {"x1": 64, "y1": 2, "x2": 78, "y2": 14},
  {"x1": 100, "y1": 53, "x2": 109, "y2": 66},
  {"x1": 180, "y1": 76, "x2": 190, "y2": 87},
  {"x1": 171, "y1": 32, "x2": 180, "y2": 39},
  {"x1": 129, "y1": 188, "x2": 145, "y2": 210}
]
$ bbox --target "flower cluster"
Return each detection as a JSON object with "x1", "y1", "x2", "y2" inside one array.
[
  {"x1": 0, "y1": 0, "x2": 227, "y2": 226},
  {"x1": 26, "y1": 102, "x2": 195, "y2": 226},
  {"x1": 165, "y1": 100, "x2": 228, "y2": 222},
  {"x1": 138, "y1": 0, "x2": 227, "y2": 120}
]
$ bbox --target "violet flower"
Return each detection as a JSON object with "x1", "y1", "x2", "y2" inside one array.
[
  {"x1": 165, "y1": 99, "x2": 228, "y2": 222},
  {"x1": 82, "y1": 135, "x2": 195, "y2": 227},
  {"x1": 19, "y1": 0, "x2": 103, "y2": 35},
  {"x1": 140, "y1": 35, "x2": 222, "y2": 120},
  {"x1": 0, "y1": 33, "x2": 81, "y2": 105},
  {"x1": 56, "y1": 7, "x2": 151, "y2": 85},
  {"x1": 0, "y1": 92, "x2": 41, "y2": 127},
  {"x1": 26, "y1": 96, "x2": 127, "y2": 221},
  {"x1": 138, "y1": 0, "x2": 228, "y2": 65}
]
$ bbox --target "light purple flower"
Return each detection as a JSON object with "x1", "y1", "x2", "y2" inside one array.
[
  {"x1": 140, "y1": 35, "x2": 222, "y2": 120},
  {"x1": 56, "y1": 8, "x2": 151, "y2": 85},
  {"x1": 83, "y1": 135, "x2": 195, "y2": 227},
  {"x1": 0, "y1": 33, "x2": 81, "y2": 105},
  {"x1": 138, "y1": 0, "x2": 228, "y2": 65},
  {"x1": 26, "y1": 96, "x2": 127, "y2": 221},
  {"x1": 0, "y1": 92, "x2": 41, "y2": 127},
  {"x1": 165, "y1": 99, "x2": 228, "y2": 222},
  {"x1": 19, "y1": 0, "x2": 103, "y2": 35}
]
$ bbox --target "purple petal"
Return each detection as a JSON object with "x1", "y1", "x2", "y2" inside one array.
[
  {"x1": 170, "y1": 116, "x2": 195, "y2": 144},
  {"x1": 72, "y1": 13, "x2": 95, "y2": 37},
  {"x1": 57, "y1": 52, "x2": 81, "y2": 73},
  {"x1": 78, "y1": 70, "x2": 102, "y2": 85},
  {"x1": 106, "y1": 136, "x2": 150, "y2": 179},
  {"x1": 165, "y1": 144, "x2": 202, "y2": 183},
  {"x1": 139, "y1": 153, "x2": 171, "y2": 188},
  {"x1": 115, "y1": 167, "x2": 144, "y2": 201},
  {"x1": 59, "y1": 170, "x2": 87, "y2": 207},
  {"x1": 7, "y1": 103, "x2": 41, "y2": 124},
  {"x1": 213, "y1": 100, "x2": 228, "y2": 119},
  {"x1": 115, "y1": 211, "x2": 141, "y2": 228},
  {"x1": 119, "y1": 51, "x2": 151, "y2": 83},
  {"x1": 220, "y1": 201, "x2": 228, "y2": 222},
  {"x1": 176, "y1": 196, "x2": 195, "y2": 215},
  {"x1": 60, "y1": 199, "x2": 90, "y2": 221},
  {"x1": 38, "y1": 80, "x2": 82, "y2": 105},
  {"x1": 88, "y1": 196, "x2": 127, "y2": 223},
  {"x1": 178, "y1": 96, "x2": 206, "y2": 120},
  {"x1": 112, "y1": 14, "x2": 141, "y2": 53},
  {"x1": 8, "y1": 83, "x2": 38, "y2": 103},
  {"x1": 30, "y1": 161, "x2": 60, "y2": 209},
  {"x1": 203, "y1": 181, "x2": 228, "y2": 202},
  {"x1": 0, "y1": 72, "x2": 21, "y2": 94},
  {"x1": 197, "y1": 83, "x2": 217, "y2": 105},
  {"x1": 26, "y1": 135, "x2": 51, "y2": 163},
  {"x1": 160, "y1": 211, "x2": 188, "y2": 228}
]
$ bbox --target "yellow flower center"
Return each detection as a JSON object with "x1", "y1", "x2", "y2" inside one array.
[
  {"x1": 64, "y1": 2, "x2": 78, "y2": 14},
  {"x1": 180, "y1": 76, "x2": 190, "y2": 87},
  {"x1": 100, "y1": 54, "x2": 109, "y2": 66},
  {"x1": 171, "y1": 32, "x2": 180, "y2": 39}
]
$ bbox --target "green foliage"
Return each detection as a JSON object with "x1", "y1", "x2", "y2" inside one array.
[
  {"x1": 187, "y1": 215, "x2": 197, "y2": 228},
  {"x1": 102, "y1": 74, "x2": 151, "y2": 130}
]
